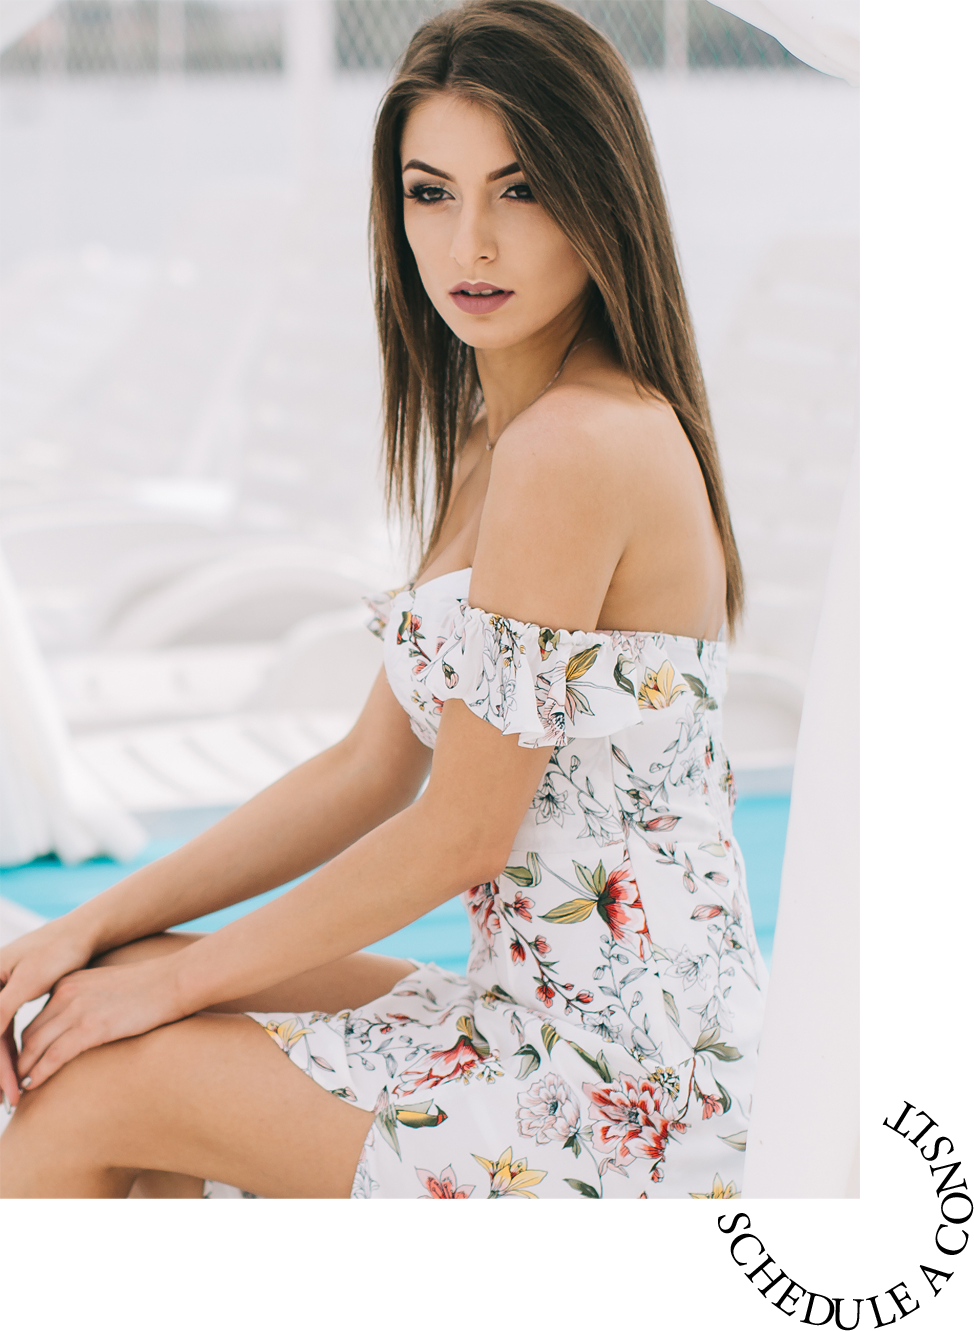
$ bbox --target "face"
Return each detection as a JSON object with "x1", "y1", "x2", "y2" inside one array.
[{"x1": 400, "y1": 93, "x2": 592, "y2": 351}]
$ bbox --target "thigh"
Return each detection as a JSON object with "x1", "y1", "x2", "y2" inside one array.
[
  {"x1": 3, "y1": 1013, "x2": 373, "y2": 1198},
  {"x1": 92, "y1": 933, "x2": 417, "y2": 1013}
]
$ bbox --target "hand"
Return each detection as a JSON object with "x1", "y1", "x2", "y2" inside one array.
[
  {"x1": 14, "y1": 954, "x2": 189, "y2": 1094},
  {"x1": 1, "y1": 919, "x2": 96, "y2": 1108},
  {"x1": 15, "y1": 954, "x2": 187, "y2": 1094}
]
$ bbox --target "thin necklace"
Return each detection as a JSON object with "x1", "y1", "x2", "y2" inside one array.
[{"x1": 484, "y1": 337, "x2": 594, "y2": 451}]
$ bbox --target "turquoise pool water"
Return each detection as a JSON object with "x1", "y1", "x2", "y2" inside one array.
[{"x1": 1, "y1": 795, "x2": 789, "y2": 969}]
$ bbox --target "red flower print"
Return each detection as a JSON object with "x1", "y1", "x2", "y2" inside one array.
[
  {"x1": 641, "y1": 815, "x2": 680, "y2": 832},
  {"x1": 599, "y1": 862, "x2": 651, "y2": 959},
  {"x1": 584, "y1": 1073, "x2": 685, "y2": 1168},
  {"x1": 533, "y1": 935, "x2": 550, "y2": 955},
  {"x1": 511, "y1": 892, "x2": 534, "y2": 920},
  {"x1": 402, "y1": 1036, "x2": 484, "y2": 1092},
  {"x1": 397, "y1": 610, "x2": 424, "y2": 649},
  {"x1": 576, "y1": 991, "x2": 594, "y2": 1004},
  {"x1": 690, "y1": 904, "x2": 724, "y2": 921},
  {"x1": 510, "y1": 939, "x2": 526, "y2": 964},
  {"x1": 699, "y1": 1093, "x2": 723, "y2": 1120},
  {"x1": 466, "y1": 881, "x2": 502, "y2": 941},
  {"x1": 536, "y1": 982, "x2": 555, "y2": 1008},
  {"x1": 415, "y1": 1165, "x2": 475, "y2": 1199}
]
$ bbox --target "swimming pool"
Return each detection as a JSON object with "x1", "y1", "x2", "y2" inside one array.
[{"x1": 0, "y1": 795, "x2": 789, "y2": 969}]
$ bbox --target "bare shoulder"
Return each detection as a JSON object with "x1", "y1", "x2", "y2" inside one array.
[{"x1": 490, "y1": 375, "x2": 688, "y2": 504}]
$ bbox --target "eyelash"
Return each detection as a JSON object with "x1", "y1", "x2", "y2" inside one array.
[{"x1": 405, "y1": 181, "x2": 535, "y2": 204}]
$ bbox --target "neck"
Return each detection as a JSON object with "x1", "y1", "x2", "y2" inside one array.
[{"x1": 475, "y1": 295, "x2": 591, "y2": 442}]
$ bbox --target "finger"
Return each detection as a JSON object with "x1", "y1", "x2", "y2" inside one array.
[
  {"x1": 17, "y1": 1001, "x2": 76, "y2": 1081},
  {"x1": 0, "y1": 967, "x2": 53, "y2": 1031},
  {"x1": 0, "y1": 1032, "x2": 21, "y2": 1108},
  {"x1": 16, "y1": 1030, "x2": 93, "y2": 1092}
]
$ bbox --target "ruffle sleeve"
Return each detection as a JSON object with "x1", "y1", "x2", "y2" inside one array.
[
  {"x1": 416, "y1": 602, "x2": 692, "y2": 748},
  {"x1": 364, "y1": 589, "x2": 398, "y2": 640}
]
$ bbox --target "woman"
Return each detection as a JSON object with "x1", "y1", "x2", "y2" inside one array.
[{"x1": 0, "y1": 0, "x2": 765, "y2": 1199}]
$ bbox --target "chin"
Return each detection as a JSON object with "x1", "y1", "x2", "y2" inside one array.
[{"x1": 445, "y1": 316, "x2": 539, "y2": 352}]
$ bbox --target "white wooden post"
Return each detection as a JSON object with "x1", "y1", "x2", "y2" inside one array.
[
  {"x1": 664, "y1": 0, "x2": 687, "y2": 73},
  {"x1": 286, "y1": 0, "x2": 333, "y2": 189},
  {"x1": 158, "y1": 0, "x2": 186, "y2": 77}
]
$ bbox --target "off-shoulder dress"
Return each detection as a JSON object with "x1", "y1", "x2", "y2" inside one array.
[{"x1": 205, "y1": 568, "x2": 767, "y2": 1200}]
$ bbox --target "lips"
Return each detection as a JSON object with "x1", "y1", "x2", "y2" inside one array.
[{"x1": 449, "y1": 282, "x2": 513, "y2": 315}]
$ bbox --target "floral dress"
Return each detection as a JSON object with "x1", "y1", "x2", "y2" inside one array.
[{"x1": 204, "y1": 568, "x2": 766, "y2": 1200}]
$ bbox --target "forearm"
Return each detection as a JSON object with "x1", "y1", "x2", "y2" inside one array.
[
  {"x1": 72, "y1": 738, "x2": 425, "y2": 957},
  {"x1": 169, "y1": 793, "x2": 499, "y2": 1013}
]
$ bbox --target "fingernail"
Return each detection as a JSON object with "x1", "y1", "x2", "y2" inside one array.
[{"x1": 19, "y1": 1076, "x2": 32, "y2": 1089}]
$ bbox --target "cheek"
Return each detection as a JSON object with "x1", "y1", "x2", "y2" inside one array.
[
  {"x1": 403, "y1": 209, "x2": 449, "y2": 278},
  {"x1": 516, "y1": 213, "x2": 589, "y2": 298}
]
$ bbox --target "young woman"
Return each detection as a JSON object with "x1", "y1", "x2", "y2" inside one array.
[{"x1": 0, "y1": 0, "x2": 766, "y2": 1200}]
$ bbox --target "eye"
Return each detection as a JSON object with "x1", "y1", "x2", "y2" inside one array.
[
  {"x1": 502, "y1": 181, "x2": 535, "y2": 202},
  {"x1": 405, "y1": 183, "x2": 450, "y2": 204}
]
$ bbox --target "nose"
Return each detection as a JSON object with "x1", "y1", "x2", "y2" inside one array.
[{"x1": 449, "y1": 198, "x2": 497, "y2": 271}]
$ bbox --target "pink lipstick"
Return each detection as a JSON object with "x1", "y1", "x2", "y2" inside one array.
[{"x1": 449, "y1": 280, "x2": 513, "y2": 315}]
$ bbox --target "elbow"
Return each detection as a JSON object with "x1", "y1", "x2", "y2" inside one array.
[
  {"x1": 456, "y1": 823, "x2": 519, "y2": 888},
  {"x1": 474, "y1": 845, "x2": 516, "y2": 886}
]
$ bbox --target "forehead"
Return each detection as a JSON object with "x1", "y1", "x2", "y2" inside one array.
[{"x1": 400, "y1": 93, "x2": 514, "y2": 168}]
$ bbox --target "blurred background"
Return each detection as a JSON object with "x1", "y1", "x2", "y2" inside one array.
[{"x1": 0, "y1": 1, "x2": 858, "y2": 965}]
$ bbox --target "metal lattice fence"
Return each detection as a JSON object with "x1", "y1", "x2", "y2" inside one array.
[{"x1": 1, "y1": 1, "x2": 815, "y2": 77}]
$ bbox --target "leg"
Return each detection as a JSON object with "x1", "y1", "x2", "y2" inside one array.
[
  {"x1": 86, "y1": 933, "x2": 417, "y2": 1196},
  {"x1": 1, "y1": 1013, "x2": 374, "y2": 1199}
]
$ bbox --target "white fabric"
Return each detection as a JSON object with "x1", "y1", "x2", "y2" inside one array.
[
  {"x1": 0, "y1": 549, "x2": 147, "y2": 867},
  {"x1": 715, "y1": 0, "x2": 860, "y2": 84},
  {"x1": 713, "y1": 0, "x2": 974, "y2": 89}
]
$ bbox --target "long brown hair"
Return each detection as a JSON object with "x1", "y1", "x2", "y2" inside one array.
[{"x1": 371, "y1": 0, "x2": 743, "y2": 629}]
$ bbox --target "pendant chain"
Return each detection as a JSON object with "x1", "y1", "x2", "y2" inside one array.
[{"x1": 484, "y1": 337, "x2": 594, "y2": 451}]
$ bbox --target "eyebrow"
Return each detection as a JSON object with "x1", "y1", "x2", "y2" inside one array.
[{"x1": 401, "y1": 159, "x2": 522, "y2": 183}]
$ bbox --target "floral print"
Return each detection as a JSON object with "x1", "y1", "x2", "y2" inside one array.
[{"x1": 207, "y1": 568, "x2": 765, "y2": 1200}]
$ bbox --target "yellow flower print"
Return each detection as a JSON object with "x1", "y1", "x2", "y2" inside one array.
[
  {"x1": 262, "y1": 1018, "x2": 314, "y2": 1053},
  {"x1": 472, "y1": 1146, "x2": 547, "y2": 1199},
  {"x1": 637, "y1": 660, "x2": 688, "y2": 710},
  {"x1": 690, "y1": 1173, "x2": 741, "y2": 1199}
]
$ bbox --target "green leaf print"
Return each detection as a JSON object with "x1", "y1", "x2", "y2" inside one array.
[
  {"x1": 567, "y1": 1041, "x2": 613, "y2": 1082},
  {"x1": 565, "y1": 1178, "x2": 601, "y2": 1198},
  {"x1": 573, "y1": 863, "x2": 600, "y2": 898},
  {"x1": 714, "y1": 1078, "x2": 733, "y2": 1115},
  {"x1": 720, "y1": 1131, "x2": 748, "y2": 1152},
  {"x1": 706, "y1": 1043, "x2": 742, "y2": 1062},
  {"x1": 513, "y1": 1045, "x2": 542, "y2": 1080},
  {"x1": 695, "y1": 1030, "x2": 742, "y2": 1061},
  {"x1": 662, "y1": 990, "x2": 680, "y2": 1026},
  {"x1": 540, "y1": 1022, "x2": 561, "y2": 1054},
  {"x1": 540, "y1": 898, "x2": 597, "y2": 924},
  {"x1": 503, "y1": 866, "x2": 534, "y2": 889},
  {"x1": 614, "y1": 656, "x2": 636, "y2": 698}
]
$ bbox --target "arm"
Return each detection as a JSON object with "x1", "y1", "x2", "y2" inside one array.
[
  {"x1": 73, "y1": 668, "x2": 431, "y2": 955},
  {"x1": 0, "y1": 668, "x2": 430, "y2": 1102},
  {"x1": 13, "y1": 408, "x2": 630, "y2": 1092}
]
